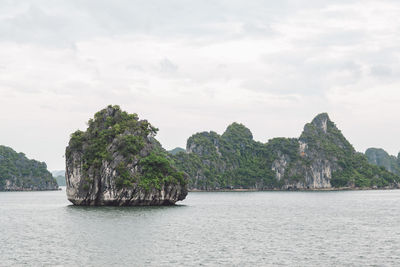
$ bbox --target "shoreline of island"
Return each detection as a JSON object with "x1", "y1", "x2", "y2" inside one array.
[
  {"x1": 0, "y1": 188, "x2": 61, "y2": 192},
  {"x1": 189, "y1": 186, "x2": 400, "y2": 192}
]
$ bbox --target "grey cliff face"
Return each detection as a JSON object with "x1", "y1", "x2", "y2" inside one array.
[
  {"x1": 271, "y1": 152, "x2": 289, "y2": 181},
  {"x1": 65, "y1": 106, "x2": 188, "y2": 206},
  {"x1": 274, "y1": 113, "x2": 346, "y2": 189},
  {"x1": 66, "y1": 144, "x2": 187, "y2": 206}
]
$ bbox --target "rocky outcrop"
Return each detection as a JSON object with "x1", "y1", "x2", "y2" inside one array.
[
  {"x1": 0, "y1": 145, "x2": 58, "y2": 191},
  {"x1": 173, "y1": 113, "x2": 399, "y2": 190},
  {"x1": 65, "y1": 105, "x2": 188, "y2": 206},
  {"x1": 283, "y1": 113, "x2": 350, "y2": 189}
]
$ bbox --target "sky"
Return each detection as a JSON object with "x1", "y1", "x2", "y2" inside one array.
[{"x1": 1, "y1": 0, "x2": 400, "y2": 171}]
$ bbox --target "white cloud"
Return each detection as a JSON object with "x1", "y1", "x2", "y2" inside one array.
[{"x1": 1, "y1": 0, "x2": 400, "y2": 169}]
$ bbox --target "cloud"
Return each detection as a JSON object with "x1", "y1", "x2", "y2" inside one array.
[
  {"x1": 370, "y1": 65, "x2": 393, "y2": 77},
  {"x1": 159, "y1": 58, "x2": 178, "y2": 73},
  {"x1": 1, "y1": 0, "x2": 400, "y2": 169}
]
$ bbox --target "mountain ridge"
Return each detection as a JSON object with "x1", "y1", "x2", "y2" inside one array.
[{"x1": 173, "y1": 113, "x2": 399, "y2": 190}]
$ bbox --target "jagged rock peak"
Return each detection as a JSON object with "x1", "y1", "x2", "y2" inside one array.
[
  {"x1": 104, "y1": 105, "x2": 117, "y2": 116},
  {"x1": 87, "y1": 105, "x2": 143, "y2": 132},
  {"x1": 310, "y1": 112, "x2": 331, "y2": 133},
  {"x1": 301, "y1": 112, "x2": 338, "y2": 137},
  {"x1": 300, "y1": 112, "x2": 354, "y2": 154},
  {"x1": 186, "y1": 131, "x2": 220, "y2": 154},
  {"x1": 222, "y1": 122, "x2": 253, "y2": 141}
]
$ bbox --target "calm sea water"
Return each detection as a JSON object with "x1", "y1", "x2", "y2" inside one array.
[{"x1": 1, "y1": 188, "x2": 400, "y2": 266}]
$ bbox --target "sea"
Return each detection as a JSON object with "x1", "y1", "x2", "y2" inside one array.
[{"x1": 1, "y1": 188, "x2": 400, "y2": 266}]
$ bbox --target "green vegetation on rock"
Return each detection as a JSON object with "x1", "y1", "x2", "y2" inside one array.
[
  {"x1": 173, "y1": 113, "x2": 399, "y2": 190},
  {"x1": 66, "y1": 105, "x2": 186, "y2": 192},
  {"x1": 139, "y1": 152, "x2": 186, "y2": 191},
  {"x1": 0, "y1": 145, "x2": 58, "y2": 190},
  {"x1": 173, "y1": 123, "x2": 275, "y2": 189},
  {"x1": 67, "y1": 107, "x2": 156, "y2": 173}
]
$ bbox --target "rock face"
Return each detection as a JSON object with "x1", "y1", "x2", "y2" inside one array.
[
  {"x1": 65, "y1": 105, "x2": 188, "y2": 206},
  {"x1": 365, "y1": 148, "x2": 400, "y2": 175},
  {"x1": 173, "y1": 113, "x2": 399, "y2": 190},
  {"x1": 284, "y1": 113, "x2": 356, "y2": 189},
  {"x1": 0, "y1": 145, "x2": 58, "y2": 191}
]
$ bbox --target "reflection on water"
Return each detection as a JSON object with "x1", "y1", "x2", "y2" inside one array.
[
  {"x1": 1, "y1": 189, "x2": 400, "y2": 266},
  {"x1": 65, "y1": 203, "x2": 187, "y2": 212}
]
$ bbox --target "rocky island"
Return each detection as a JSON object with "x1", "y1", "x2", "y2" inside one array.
[
  {"x1": 173, "y1": 113, "x2": 400, "y2": 190},
  {"x1": 0, "y1": 145, "x2": 58, "y2": 191},
  {"x1": 65, "y1": 105, "x2": 188, "y2": 206}
]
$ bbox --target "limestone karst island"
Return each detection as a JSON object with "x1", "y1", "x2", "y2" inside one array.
[
  {"x1": 65, "y1": 105, "x2": 188, "y2": 206},
  {"x1": 173, "y1": 112, "x2": 400, "y2": 190},
  {"x1": 1, "y1": 105, "x2": 400, "y2": 203},
  {"x1": 4, "y1": 1, "x2": 400, "y2": 265}
]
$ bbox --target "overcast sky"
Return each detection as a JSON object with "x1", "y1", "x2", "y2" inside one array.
[{"x1": 1, "y1": 0, "x2": 400, "y2": 170}]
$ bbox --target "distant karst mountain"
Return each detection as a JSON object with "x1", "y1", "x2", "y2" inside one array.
[
  {"x1": 51, "y1": 170, "x2": 66, "y2": 186},
  {"x1": 173, "y1": 113, "x2": 399, "y2": 190},
  {"x1": 0, "y1": 145, "x2": 58, "y2": 191},
  {"x1": 365, "y1": 148, "x2": 400, "y2": 175},
  {"x1": 168, "y1": 147, "x2": 185, "y2": 155}
]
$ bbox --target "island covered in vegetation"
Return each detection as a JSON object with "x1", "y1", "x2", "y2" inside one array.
[
  {"x1": 0, "y1": 145, "x2": 58, "y2": 191},
  {"x1": 3, "y1": 106, "x2": 397, "y2": 194},
  {"x1": 172, "y1": 113, "x2": 399, "y2": 190},
  {"x1": 65, "y1": 105, "x2": 188, "y2": 206}
]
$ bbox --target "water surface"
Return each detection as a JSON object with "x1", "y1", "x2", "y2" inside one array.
[{"x1": 1, "y1": 188, "x2": 400, "y2": 266}]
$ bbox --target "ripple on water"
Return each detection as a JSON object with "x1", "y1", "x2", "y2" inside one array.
[{"x1": 0, "y1": 190, "x2": 400, "y2": 266}]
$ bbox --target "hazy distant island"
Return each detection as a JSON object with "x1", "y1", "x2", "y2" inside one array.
[
  {"x1": 365, "y1": 148, "x2": 400, "y2": 175},
  {"x1": 52, "y1": 170, "x2": 66, "y2": 186},
  {"x1": 65, "y1": 105, "x2": 188, "y2": 206},
  {"x1": 168, "y1": 147, "x2": 185, "y2": 155},
  {"x1": 0, "y1": 145, "x2": 58, "y2": 191},
  {"x1": 173, "y1": 113, "x2": 400, "y2": 191}
]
